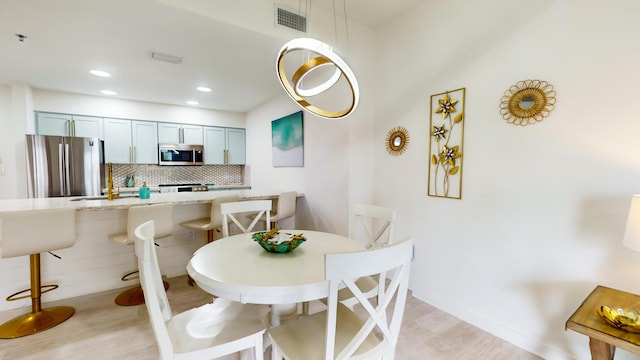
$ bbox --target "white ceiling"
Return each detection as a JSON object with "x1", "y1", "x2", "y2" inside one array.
[{"x1": 0, "y1": 0, "x2": 420, "y2": 113}]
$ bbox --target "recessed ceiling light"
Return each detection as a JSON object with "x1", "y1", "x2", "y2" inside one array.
[
  {"x1": 101, "y1": 90, "x2": 117, "y2": 95},
  {"x1": 186, "y1": 100, "x2": 199, "y2": 105},
  {"x1": 90, "y1": 69, "x2": 111, "y2": 77},
  {"x1": 196, "y1": 86, "x2": 211, "y2": 92}
]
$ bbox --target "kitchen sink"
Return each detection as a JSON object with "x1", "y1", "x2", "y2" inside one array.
[{"x1": 69, "y1": 195, "x2": 139, "y2": 201}]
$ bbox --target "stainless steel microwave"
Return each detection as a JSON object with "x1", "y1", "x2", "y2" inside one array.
[{"x1": 158, "y1": 144, "x2": 204, "y2": 166}]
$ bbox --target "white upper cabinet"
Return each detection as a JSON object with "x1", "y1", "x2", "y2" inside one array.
[
  {"x1": 132, "y1": 121, "x2": 158, "y2": 164},
  {"x1": 204, "y1": 127, "x2": 245, "y2": 165},
  {"x1": 36, "y1": 112, "x2": 104, "y2": 139},
  {"x1": 157, "y1": 123, "x2": 203, "y2": 145},
  {"x1": 103, "y1": 118, "x2": 132, "y2": 163},
  {"x1": 104, "y1": 118, "x2": 158, "y2": 164},
  {"x1": 225, "y1": 128, "x2": 246, "y2": 165}
]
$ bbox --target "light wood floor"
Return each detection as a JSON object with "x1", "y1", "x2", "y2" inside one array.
[{"x1": 0, "y1": 275, "x2": 541, "y2": 359}]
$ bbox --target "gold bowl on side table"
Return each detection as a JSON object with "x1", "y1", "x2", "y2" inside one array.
[
  {"x1": 598, "y1": 305, "x2": 640, "y2": 333},
  {"x1": 252, "y1": 230, "x2": 306, "y2": 253}
]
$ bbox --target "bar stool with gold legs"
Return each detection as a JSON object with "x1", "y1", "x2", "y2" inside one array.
[
  {"x1": 109, "y1": 203, "x2": 173, "y2": 306},
  {"x1": 180, "y1": 194, "x2": 240, "y2": 243},
  {"x1": 0, "y1": 208, "x2": 76, "y2": 339},
  {"x1": 260, "y1": 191, "x2": 297, "y2": 230}
]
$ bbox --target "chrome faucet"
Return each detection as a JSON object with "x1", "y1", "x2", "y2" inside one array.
[{"x1": 107, "y1": 162, "x2": 120, "y2": 201}]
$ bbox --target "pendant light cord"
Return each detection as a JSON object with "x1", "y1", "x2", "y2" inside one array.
[{"x1": 343, "y1": 0, "x2": 350, "y2": 52}]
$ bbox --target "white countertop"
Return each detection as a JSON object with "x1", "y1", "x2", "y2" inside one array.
[{"x1": 0, "y1": 189, "x2": 303, "y2": 213}]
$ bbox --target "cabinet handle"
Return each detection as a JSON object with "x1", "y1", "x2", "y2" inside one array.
[
  {"x1": 224, "y1": 149, "x2": 228, "y2": 164},
  {"x1": 129, "y1": 146, "x2": 133, "y2": 163},
  {"x1": 71, "y1": 120, "x2": 76, "y2": 136},
  {"x1": 179, "y1": 128, "x2": 184, "y2": 144},
  {"x1": 67, "y1": 120, "x2": 71, "y2": 136},
  {"x1": 133, "y1": 147, "x2": 137, "y2": 163}
]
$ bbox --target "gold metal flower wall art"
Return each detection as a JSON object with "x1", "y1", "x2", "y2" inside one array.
[
  {"x1": 499, "y1": 79, "x2": 556, "y2": 126},
  {"x1": 385, "y1": 126, "x2": 410, "y2": 156},
  {"x1": 428, "y1": 88, "x2": 465, "y2": 199}
]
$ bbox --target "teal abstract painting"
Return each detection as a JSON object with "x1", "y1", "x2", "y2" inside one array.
[{"x1": 272, "y1": 111, "x2": 304, "y2": 167}]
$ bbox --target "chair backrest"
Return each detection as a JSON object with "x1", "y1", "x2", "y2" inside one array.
[
  {"x1": 134, "y1": 220, "x2": 175, "y2": 359},
  {"x1": 0, "y1": 208, "x2": 76, "y2": 258},
  {"x1": 348, "y1": 204, "x2": 396, "y2": 249},
  {"x1": 324, "y1": 237, "x2": 413, "y2": 360},
  {"x1": 209, "y1": 194, "x2": 240, "y2": 230},
  {"x1": 125, "y1": 203, "x2": 174, "y2": 245},
  {"x1": 220, "y1": 200, "x2": 271, "y2": 237},
  {"x1": 274, "y1": 191, "x2": 297, "y2": 220}
]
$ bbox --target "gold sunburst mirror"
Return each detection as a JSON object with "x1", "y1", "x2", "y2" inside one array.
[
  {"x1": 385, "y1": 126, "x2": 409, "y2": 156},
  {"x1": 499, "y1": 79, "x2": 556, "y2": 126}
]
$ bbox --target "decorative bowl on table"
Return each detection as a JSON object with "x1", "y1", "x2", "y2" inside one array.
[
  {"x1": 597, "y1": 305, "x2": 640, "y2": 333},
  {"x1": 252, "y1": 230, "x2": 306, "y2": 253}
]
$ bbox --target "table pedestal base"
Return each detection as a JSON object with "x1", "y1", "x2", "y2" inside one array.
[{"x1": 270, "y1": 303, "x2": 299, "y2": 327}]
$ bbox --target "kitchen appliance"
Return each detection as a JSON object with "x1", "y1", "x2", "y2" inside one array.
[
  {"x1": 26, "y1": 134, "x2": 104, "y2": 198},
  {"x1": 158, "y1": 144, "x2": 204, "y2": 166},
  {"x1": 158, "y1": 183, "x2": 209, "y2": 193}
]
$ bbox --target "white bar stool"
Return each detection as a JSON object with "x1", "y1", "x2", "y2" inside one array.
[
  {"x1": 260, "y1": 191, "x2": 297, "y2": 230},
  {"x1": 0, "y1": 208, "x2": 76, "y2": 338},
  {"x1": 179, "y1": 194, "x2": 239, "y2": 243},
  {"x1": 108, "y1": 203, "x2": 173, "y2": 306}
]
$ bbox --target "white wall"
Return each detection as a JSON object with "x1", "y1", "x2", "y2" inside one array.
[
  {"x1": 373, "y1": 0, "x2": 640, "y2": 359},
  {"x1": 0, "y1": 84, "x2": 32, "y2": 198}
]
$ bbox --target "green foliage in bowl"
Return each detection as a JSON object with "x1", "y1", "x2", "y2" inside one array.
[{"x1": 252, "y1": 231, "x2": 306, "y2": 253}]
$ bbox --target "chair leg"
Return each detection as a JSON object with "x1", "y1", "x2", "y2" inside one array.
[{"x1": 0, "y1": 254, "x2": 74, "y2": 339}]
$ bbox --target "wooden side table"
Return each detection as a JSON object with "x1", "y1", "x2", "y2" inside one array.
[{"x1": 566, "y1": 285, "x2": 640, "y2": 359}]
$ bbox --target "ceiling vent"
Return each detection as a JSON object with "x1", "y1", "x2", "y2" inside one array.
[
  {"x1": 151, "y1": 51, "x2": 183, "y2": 64},
  {"x1": 275, "y1": 5, "x2": 307, "y2": 32}
]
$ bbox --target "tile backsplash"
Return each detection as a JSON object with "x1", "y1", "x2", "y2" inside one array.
[{"x1": 110, "y1": 164, "x2": 244, "y2": 187}]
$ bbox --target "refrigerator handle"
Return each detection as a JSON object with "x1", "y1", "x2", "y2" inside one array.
[
  {"x1": 64, "y1": 143, "x2": 71, "y2": 195},
  {"x1": 58, "y1": 143, "x2": 65, "y2": 195}
]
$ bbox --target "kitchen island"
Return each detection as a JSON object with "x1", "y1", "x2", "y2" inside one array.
[{"x1": 0, "y1": 189, "x2": 303, "y2": 312}]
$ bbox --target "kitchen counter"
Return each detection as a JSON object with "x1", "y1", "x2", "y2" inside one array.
[
  {"x1": 102, "y1": 183, "x2": 251, "y2": 195},
  {"x1": 0, "y1": 188, "x2": 304, "y2": 312},
  {"x1": 0, "y1": 188, "x2": 299, "y2": 213}
]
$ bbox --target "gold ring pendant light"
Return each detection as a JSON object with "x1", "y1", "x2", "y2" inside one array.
[{"x1": 276, "y1": 1, "x2": 359, "y2": 119}]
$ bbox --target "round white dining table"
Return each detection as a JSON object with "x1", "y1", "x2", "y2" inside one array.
[{"x1": 186, "y1": 230, "x2": 364, "y2": 326}]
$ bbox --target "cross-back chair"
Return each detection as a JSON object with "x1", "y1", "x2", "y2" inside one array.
[
  {"x1": 220, "y1": 199, "x2": 271, "y2": 237},
  {"x1": 135, "y1": 220, "x2": 267, "y2": 360},
  {"x1": 269, "y1": 237, "x2": 413, "y2": 360}
]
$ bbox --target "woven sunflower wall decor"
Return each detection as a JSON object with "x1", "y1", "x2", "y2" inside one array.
[
  {"x1": 499, "y1": 79, "x2": 556, "y2": 126},
  {"x1": 385, "y1": 126, "x2": 409, "y2": 156}
]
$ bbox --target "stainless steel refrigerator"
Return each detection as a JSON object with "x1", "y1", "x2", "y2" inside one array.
[{"x1": 26, "y1": 134, "x2": 104, "y2": 198}]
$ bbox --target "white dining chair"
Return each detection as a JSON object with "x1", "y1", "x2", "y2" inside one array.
[
  {"x1": 134, "y1": 220, "x2": 267, "y2": 360},
  {"x1": 340, "y1": 204, "x2": 396, "y2": 308},
  {"x1": 303, "y1": 204, "x2": 396, "y2": 315},
  {"x1": 269, "y1": 237, "x2": 413, "y2": 360},
  {"x1": 220, "y1": 200, "x2": 272, "y2": 237}
]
